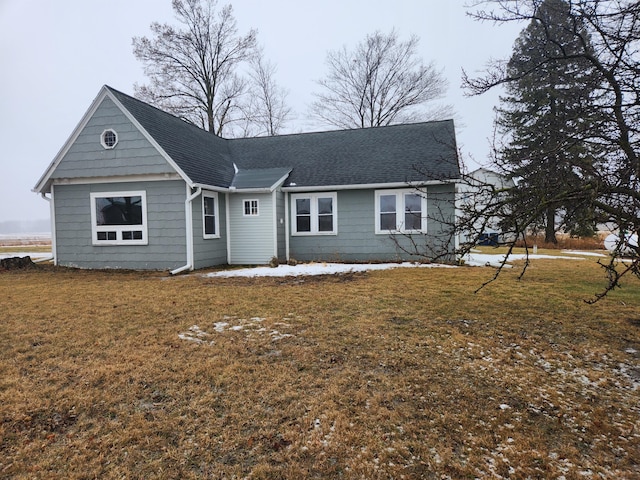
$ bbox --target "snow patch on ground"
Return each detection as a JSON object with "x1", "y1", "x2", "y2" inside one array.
[
  {"x1": 178, "y1": 325, "x2": 214, "y2": 345},
  {"x1": 561, "y1": 250, "x2": 607, "y2": 257},
  {"x1": 205, "y1": 261, "x2": 455, "y2": 278},
  {"x1": 201, "y1": 251, "x2": 605, "y2": 277},
  {"x1": 178, "y1": 315, "x2": 293, "y2": 345},
  {"x1": 462, "y1": 252, "x2": 587, "y2": 268}
]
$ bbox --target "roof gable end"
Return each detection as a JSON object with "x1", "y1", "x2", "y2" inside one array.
[{"x1": 33, "y1": 86, "x2": 192, "y2": 193}]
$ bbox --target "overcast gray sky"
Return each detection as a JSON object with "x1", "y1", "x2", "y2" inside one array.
[{"x1": 0, "y1": 0, "x2": 524, "y2": 229}]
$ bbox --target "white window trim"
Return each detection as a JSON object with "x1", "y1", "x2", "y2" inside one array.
[
  {"x1": 90, "y1": 190, "x2": 148, "y2": 245},
  {"x1": 202, "y1": 192, "x2": 220, "y2": 239},
  {"x1": 243, "y1": 199, "x2": 259, "y2": 217},
  {"x1": 291, "y1": 192, "x2": 338, "y2": 236},
  {"x1": 375, "y1": 189, "x2": 427, "y2": 234},
  {"x1": 100, "y1": 129, "x2": 118, "y2": 149}
]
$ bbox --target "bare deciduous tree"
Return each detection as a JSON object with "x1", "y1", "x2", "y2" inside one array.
[
  {"x1": 239, "y1": 48, "x2": 292, "y2": 137},
  {"x1": 132, "y1": 0, "x2": 257, "y2": 136},
  {"x1": 311, "y1": 30, "x2": 451, "y2": 129}
]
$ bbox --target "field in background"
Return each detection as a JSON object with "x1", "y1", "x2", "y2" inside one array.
[
  {"x1": 0, "y1": 235, "x2": 51, "y2": 248},
  {"x1": 514, "y1": 233, "x2": 606, "y2": 250},
  {"x1": 0, "y1": 257, "x2": 639, "y2": 478}
]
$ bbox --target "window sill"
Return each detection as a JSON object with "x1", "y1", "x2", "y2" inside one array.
[
  {"x1": 291, "y1": 231, "x2": 337, "y2": 236},
  {"x1": 375, "y1": 230, "x2": 426, "y2": 235},
  {"x1": 92, "y1": 241, "x2": 149, "y2": 246}
]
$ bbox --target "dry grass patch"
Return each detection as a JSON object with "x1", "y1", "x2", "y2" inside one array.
[{"x1": 1, "y1": 260, "x2": 639, "y2": 479}]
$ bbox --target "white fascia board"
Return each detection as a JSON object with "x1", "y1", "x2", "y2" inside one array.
[
  {"x1": 33, "y1": 86, "x2": 111, "y2": 194},
  {"x1": 192, "y1": 183, "x2": 229, "y2": 193},
  {"x1": 228, "y1": 187, "x2": 273, "y2": 194},
  {"x1": 270, "y1": 170, "x2": 293, "y2": 192},
  {"x1": 282, "y1": 179, "x2": 455, "y2": 193}
]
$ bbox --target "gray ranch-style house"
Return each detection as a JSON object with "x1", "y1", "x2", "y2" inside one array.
[{"x1": 33, "y1": 85, "x2": 461, "y2": 272}]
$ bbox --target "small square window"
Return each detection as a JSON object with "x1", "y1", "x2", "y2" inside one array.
[{"x1": 243, "y1": 199, "x2": 259, "y2": 216}]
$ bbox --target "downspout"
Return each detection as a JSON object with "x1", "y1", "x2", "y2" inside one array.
[
  {"x1": 284, "y1": 191, "x2": 290, "y2": 262},
  {"x1": 225, "y1": 192, "x2": 232, "y2": 264},
  {"x1": 272, "y1": 189, "x2": 278, "y2": 259},
  {"x1": 38, "y1": 191, "x2": 56, "y2": 264},
  {"x1": 454, "y1": 183, "x2": 461, "y2": 260},
  {"x1": 170, "y1": 186, "x2": 202, "y2": 275}
]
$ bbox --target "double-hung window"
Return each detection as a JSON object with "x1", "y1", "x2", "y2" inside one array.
[
  {"x1": 203, "y1": 192, "x2": 220, "y2": 238},
  {"x1": 91, "y1": 191, "x2": 148, "y2": 245},
  {"x1": 375, "y1": 189, "x2": 427, "y2": 234},
  {"x1": 291, "y1": 192, "x2": 337, "y2": 235}
]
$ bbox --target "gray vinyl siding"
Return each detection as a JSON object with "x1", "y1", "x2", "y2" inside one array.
[
  {"x1": 53, "y1": 180, "x2": 186, "y2": 270},
  {"x1": 228, "y1": 192, "x2": 275, "y2": 264},
  {"x1": 192, "y1": 192, "x2": 228, "y2": 269},
  {"x1": 288, "y1": 185, "x2": 456, "y2": 263},
  {"x1": 51, "y1": 97, "x2": 175, "y2": 179}
]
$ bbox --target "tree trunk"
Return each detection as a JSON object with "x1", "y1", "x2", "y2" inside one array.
[{"x1": 545, "y1": 205, "x2": 557, "y2": 244}]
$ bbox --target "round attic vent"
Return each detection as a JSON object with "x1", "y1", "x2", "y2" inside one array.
[{"x1": 101, "y1": 129, "x2": 118, "y2": 149}]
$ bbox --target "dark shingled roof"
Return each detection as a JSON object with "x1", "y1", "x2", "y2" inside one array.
[
  {"x1": 228, "y1": 121, "x2": 460, "y2": 187},
  {"x1": 231, "y1": 167, "x2": 292, "y2": 190},
  {"x1": 107, "y1": 87, "x2": 235, "y2": 188},
  {"x1": 107, "y1": 86, "x2": 459, "y2": 189}
]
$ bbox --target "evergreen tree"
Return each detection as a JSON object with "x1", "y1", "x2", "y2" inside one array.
[
  {"x1": 462, "y1": 0, "x2": 639, "y2": 298},
  {"x1": 494, "y1": 0, "x2": 603, "y2": 243}
]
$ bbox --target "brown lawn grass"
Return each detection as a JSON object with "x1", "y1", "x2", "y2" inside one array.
[{"x1": 0, "y1": 258, "x2": 638, "y2": 479}]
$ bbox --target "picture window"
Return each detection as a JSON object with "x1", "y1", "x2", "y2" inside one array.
[{"x1": 90, "y1": 191, "x2": 148, "y2": 245}]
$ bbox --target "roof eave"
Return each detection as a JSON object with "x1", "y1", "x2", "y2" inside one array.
[
  {"x1": 283, "y1": 179, "x2": 458, "y2": 192},
  {"x1": 193, "y1": 183, "x2": 229, "y2": 193},
  {"x1": 229, "y1": 187, "x2": 273, "y2": 194}
]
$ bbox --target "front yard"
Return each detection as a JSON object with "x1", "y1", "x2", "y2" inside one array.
[{"x1": 0, "y1": 255, "x2": 638, "y2": 478}]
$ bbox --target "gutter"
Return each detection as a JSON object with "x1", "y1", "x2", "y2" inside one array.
[
  {"x1": 282, "y1": 179, "x2": 458, "y2": 193},
  {"x1": 170, "y1": 186, "x2": 202, "y2": 275}
]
